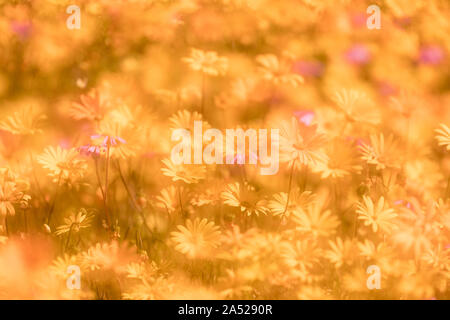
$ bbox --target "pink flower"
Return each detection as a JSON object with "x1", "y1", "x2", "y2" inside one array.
[
  {"x1": 91, "y1": 134, "x2": 126, "y2": 147},
  {"x1": 10, "y1": 21, "x2": 32, "y2": 40},
  {"x1": 293, "y1": 110, "x2": 315, "y2": 126},
  {"x1": 350, "y1": 12, "x2": 366, "y2": 28},
  {"x1": 418, "y1": 46, "x2": 445, "y2": 65},
  {"x1": 78, "y1": 144, "x2": 102, "y2": 158},
  {"x1": 377, "y1": 81, "x2": 397, "y2": 97},
  {"x1": 394, "y1": 200, "x2": 412, "y2": 210},
  {"x1": 345, "y1": 44, "x2": 371, "y2": 65},
  {"x1": 292, "y1": 61, "x2": 324, "y2": 78}
]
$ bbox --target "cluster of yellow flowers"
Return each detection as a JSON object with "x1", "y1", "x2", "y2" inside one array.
[{"x1": 0, "y1": 0, "x2": 449, "y2": 299}]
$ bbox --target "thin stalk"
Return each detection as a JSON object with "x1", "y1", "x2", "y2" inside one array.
[
  {"x1": 47, "y1": 172, "x2": 63, "y2": 225},
  {"x1": 65, "y1": 224, "x2": 74, "y2": 252},
  {"x1": 94, "y1": 157, "x2": 105, "y2": 200},
  {"x1": 201, "y1": 72, "x2": 206, "y2": 115},
  {"x1": 28, "y1": 151, "x2": 46, "y2": 207},
  {"x1": 4, "y1": 216, "x2": 9, "y2": 237},
  {"x1": 282, "y1": 160, "x2": 296, "y2": 216},
  {"x1": 116, "y1": 160, "x2": 141, "y2": 212},
  {"x1": 116, "y1": 160, "x2": 152, "y2": 233},
  {"x1": 103, "y1": 143, "x2": 111, "y2": 229},
  {"x1": 23, "y1": 209, "x2": 28, "y2": 233},
  {"x1": 406, "y1": 117, "x2": 411, "y2": 157},
  {"x1": 178, "y1": 185, "x2": 185, "y2": 219}
]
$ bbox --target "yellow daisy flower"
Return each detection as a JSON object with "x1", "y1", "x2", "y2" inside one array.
[
  {"x1": 182, "y1": 48, "x2": 228, "y2": 76},
  {"x1": 356, "y1": 196, "x2": 398, "y2": 234},
  {"x1": 435, "y1": 123, "x2": 450, "y2": 151},
  {"x1": 170, "y1": 218, "x2": 221, "y2": 259}
]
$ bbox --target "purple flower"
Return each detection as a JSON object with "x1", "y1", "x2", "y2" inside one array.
[
  {"x1": 91, "y1": 134, "x2": 126, "y2": 147},
  {"x1": 78, "y1": 144, "x2": 102, "y2": 158},
  {"x1": 419, "y1": 46, "x2": 445, "y2": 65},
  {"x1": 345, "y1": 44, "x2": 371, "y2": 65},
  {"x1": 292, "y1": 61, "x2": 324, "y2": 78},
  {"x1": 294, "y1": 110, "x2": 315, "y2": 126},
  {"x1": 10, "y1": 21, "x2": 32, "y2": 40}
]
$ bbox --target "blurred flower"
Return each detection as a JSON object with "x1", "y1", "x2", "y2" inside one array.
[
  {"x1": 280, "y1": 117, "x2": 328, "y2": 168},
  {"x1": 91, "y1": 134, "x2": 126, "y2": 147},
  {"x1": 161, "y1": 158, "x2": 206, "y2": 184},
  {"x1": 169, "y1": 109, "x2": 211, "y2": 133},
  {"x1": 292, "y1": 60, "x2": 324, "y2": 78},
  {"x1": 357, "y1": 196, "x2": 398, "y2": 234},
  {"x1": 170, "y1": 218, "x2": 221, "y2": 259},
  {"x1": 345, "y1": 44, "x2": 371, "y2": 65},
  {"x1": 256, "y1": 53, "x2": 304, "y2": 87},
  {"x1": 80, "y1": 241, "x2": 138, "y2": 272},
  {"x1": 55, "y1": 208, "x2": 94, "y2": 236},
  {"x1": 69, "y1": 89, "x2": 111, "y2": 122},
  {"x1": 10, "y1": 21, "x2": 32, "y2": 40},
  {"x1": 358, "y1": 134, "x2": 401, "y2": 170},
  {"x1": 393, "y1": 199, "x2": 442, "y2": 258},
  {"x1": 37, "y1": 146, "x2": 87, "y2": 186},
  {"x1": 269, "y1": 189, "x2": 316, "y2": 218},
  {"x1": 332, "y1": 89, "x2": 380, "y2": 126},
  {"x1": 78, "y1": 144, "x2": 103, "y2": 158},
  {"x1": 325, "y1": 237, "x2": 356, "y2": 268},
  {"x1": 49, "y1": 254, "x2": 77, "y2": 279},
  {"x1": 182, "y1": 48, "x2": 228, "y2": 76},
  {"x1": 0, "y1": 168, "x2": 30, "y2": 216},
  {"x1": 435, "y1": 124, "x2": 450, "y2": 151},
  {"x1": 0, "y1": 106, "x2": 46, "y2": 136},
  {"x1": 293, "y1": 110, "x2": 315, "y2": 126},
  {"x1": 313, "y1": 138, "x2": 362, "y2": 179},
  {"x1": 281, "y1": 239, "x2": 321, "y2": 276},
  {"x1": 292, "y1": 202, "x2": 340, "y2": 238},
  {"x1": 155, "y1": 185, "x2": 187, "y2": 214},
  {"x1": 419, "y1": 46, "x2": 445, "y2": 65},
  {"x1": 221, "y1": 182, "x2": 268, "y2": 216}
]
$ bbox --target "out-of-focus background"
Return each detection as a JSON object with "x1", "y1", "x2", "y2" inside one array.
[{"x1": 0, "y1": 0, "x2": 448, "y2": 300}]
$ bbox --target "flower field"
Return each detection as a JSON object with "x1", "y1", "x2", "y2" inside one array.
[{"x1": 0, "y1": 0, "x2": 449, "y2": 300}]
